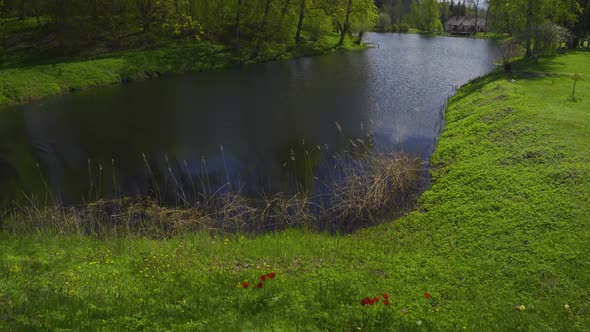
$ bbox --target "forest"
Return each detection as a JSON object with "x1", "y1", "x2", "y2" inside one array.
[
  {"x1": 0, "y1": 0, "x2": 378, "y2": 59},
  {"x1": 0, "y1": 0, "x2": 588, "y2": 61}
]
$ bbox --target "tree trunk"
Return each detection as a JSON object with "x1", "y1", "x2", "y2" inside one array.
[
  {"x1": 281, "y1": 0, "x2": 291, "y2": 17},
  {"x1": 474, "y1": 4, "x2": 478, "y2": 35},
  {"x1": 252, "y1": 0, "x2": 272, "y2": 58},
  {"x1": 295, "y1": 0, "x2": 305, "y2": 44},
  {"x1": 356, "y1": 30, "x2": 364, "y2": 45},
  {"x1": 525, "y1": 0, "x2": 534, "y2": 57},
  {"x1": 235, "y1": 0, "x2": 242, "y2": 41},
  {"x1": 19, "y1": 0, "x2": 26, "y2": 20},
  {"x1": 338, "y1": 0, "x2": 353, "y2": 46},
  {"x1": 484, "y1": 2, "x2": 490, "y2": 35}
]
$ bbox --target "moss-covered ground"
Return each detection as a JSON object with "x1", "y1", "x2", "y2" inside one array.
[{"x1": 1, "y1": 52, "x2": 589, "y2": 331}]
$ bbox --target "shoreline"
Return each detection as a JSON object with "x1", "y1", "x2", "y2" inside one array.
[{"x1": 0, "y1": 35, "x2": 367, "y2": 109}]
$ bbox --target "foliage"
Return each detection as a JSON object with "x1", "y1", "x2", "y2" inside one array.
[
  {"x1": 487, "y1": 0, "x2": 581, "y2": 56},
  {"x1": 408, "y1": 0, "x2": 443, "y2": 32},
  {"x1": 532, "y1": 23, "x2": 571, "y2": 58},
  {"x1": 497, "y1": 38, "x2": 524, "y2": 70},
  {"x1": 376, "y1": 12, "x2": 392, "y2": 31},
  {"x1": 0, "y1": 0, "x2": 378, "y2": 59}
]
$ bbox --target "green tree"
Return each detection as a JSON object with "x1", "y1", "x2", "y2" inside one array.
[
  {"x1": 489, "y1": 0, "x2": 580, "y2": 57},
  {"x1": 410, "y1": 0, "x2": 442, "y2": 32},
  {"x1": 376, "y1": 12, "x2": 391, "y2": 31}
]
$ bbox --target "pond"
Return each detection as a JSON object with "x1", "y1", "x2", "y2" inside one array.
[{"x1": 0, "y1": 33, "x2": 499, "y2": 206}]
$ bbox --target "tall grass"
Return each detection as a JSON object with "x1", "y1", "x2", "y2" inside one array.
[{"x1": 2, "y1": 150, "x2": 422, "y2": 237}]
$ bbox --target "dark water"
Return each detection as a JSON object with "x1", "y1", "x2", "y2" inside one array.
[{"x1": 0, "y1": 33, "x2": 498, "y2": 205}]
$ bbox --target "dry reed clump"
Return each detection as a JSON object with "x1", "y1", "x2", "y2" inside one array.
[
  {"x1": 2, "y1": 151, "x2": 423, "y2": 237},
  {"x1": 326, "y1": 153, "x2": 421, "y2": 224}
]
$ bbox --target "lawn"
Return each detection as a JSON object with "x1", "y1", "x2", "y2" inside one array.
[{"x1": 1, "y1": 51, "x2": 589, "y2": 331}]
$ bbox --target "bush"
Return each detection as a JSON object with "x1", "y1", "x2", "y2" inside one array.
[
  {"x1": 391, "y1": 24, "x2": 399, "y2": 32},
  {"x1": 532, "y1": 23, "x2": 571, "y2": 58},
  {"x1": 376, "y1": 13, "x2": 392, "y2": 32},
  {"x1": 497, "y1": 39, "x2": 523, "y2": 72},
  {"x1": 399, "y1": 23, "x2": 410, "y2": 32}
]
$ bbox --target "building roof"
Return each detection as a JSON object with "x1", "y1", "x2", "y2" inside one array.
[{"x1": 445, "y1": 16, "x2": 486, "y2": 27}]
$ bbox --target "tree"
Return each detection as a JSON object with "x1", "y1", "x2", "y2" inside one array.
[
  {"x1": 338, "y1": 0, "x2": 353, "y2": 46},
  {"x1": 570, "y1": 73, "x2": 584, "y2": 100},
  {"x1": 295, "y1": 0, "x2": 306, "y2": 43},
  {"x1": 498, "y1": 39, "x2": 523, "y2": 72},
  {"x1": 376, "y1": 12, "x2": 391, "y2": 31},
  {"x1": 469, "y1": 0, "x2": 481, "y2": 33},
  {"x1": 410, "y1": 0, "x2": 442, "y2": 32},
  {"x1": 235, "y1": 0, "x2": 242, "y2": 41},
  {"x1": 489, "y1": 0, "x2": 580, "y2": 57},
  {"x1": 0, "y1": 0, "x2": 7, "y2": 49},
  {"x1": 531, "y1": 22, "x2": 570, "y2": 58},
  {"x1": 1, "y1": 0, "x2": 379, "y2": 57},
  {"x1": 568, "y1": 0, "x2": 589, "y2": 48}
]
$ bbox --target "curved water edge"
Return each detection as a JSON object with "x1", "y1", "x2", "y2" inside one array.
[{"x1": 0, "y1": 33, "x2": 499, "y2": 234}]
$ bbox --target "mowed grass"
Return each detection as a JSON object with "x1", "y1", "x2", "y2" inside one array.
[{"x1": 1, "y1": 51, "x2": 590, "y2": 331}]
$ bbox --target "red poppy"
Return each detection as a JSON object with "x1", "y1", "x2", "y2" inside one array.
[
  {"x1": 267, "y1": 272, "x2": 276, "y2": 279},
  {"x1": 242, "y1": 281, "x2": 249, "y2": 288},
  {"x1": 260, "y1": 275, "x2": 267, "y2": 282},
  {"x1": 367, "y1": 296, "x2": 379, "y2": 305},
  {"x1": 383, "y1": 293, "x2": 389, "y2": 300},
  {"x1": 425, "y1": 292, "x2": 431, "y2": 299},
  {"x1": 257, "y1": 282, "x2": 263, "y2": 288},
  {"x1": 383, "y1": 299, "x2": 390, "y2": 306},
  {"x1": 360, "y1": 297, "x2": 370, "y2": 306}
]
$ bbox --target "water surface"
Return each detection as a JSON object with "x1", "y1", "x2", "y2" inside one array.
[{"x1": 0, "y1": 33, "x2": 498, "y2": 204}]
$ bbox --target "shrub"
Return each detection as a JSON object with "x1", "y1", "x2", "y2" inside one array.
[
  {"x1": 376, "y1": 13, "x2": 392, "y2": 32},
  {"x1": 532, "y1": 23, "x2": 571, "y2": 58},
  {"x1": 399, "y1": 23, "x2": 410, "y2": 32},
  {"x1": 497, "y1": 39, "x2": 523, "y2": 72}
]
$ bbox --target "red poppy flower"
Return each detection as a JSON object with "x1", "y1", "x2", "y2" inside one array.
[
  {"x1": 267, "y1": 272, "x2": 276, "y2": 279},
  {"x1": 257, "y1": 282, "x2": 263, "y2": 288},
  {"x1": 242, "y1": 281, "x2": 249, "y2": 288},
  {"x1": 425, "y1": 292, "x2": 431, "y2": 299},
  {"x1": 260, "y1": 275, "x2": 267, "y2": 282},
  {"x1": 360, "y1": 297, "x2": 370, "y2": 306},
  {"x1": 383, "y1": 299, "x2": 390, "y2": 306},
  {"x1": 367, "y1": 296, "x2": 378, "y2": 305},
  {"x1": 383, "y1": 293, "x2": 389, "y2": 300}
]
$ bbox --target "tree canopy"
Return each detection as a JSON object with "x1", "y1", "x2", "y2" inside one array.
[{"x1": 0, "y1": 0, "x2": 378, "y2": 57}]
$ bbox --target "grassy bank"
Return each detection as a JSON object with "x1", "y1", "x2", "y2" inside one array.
[
  {"x1": 0, "y1": 34, "x2": 365, "y2": 107},
  {"x1": 1, "y1": 51, "x2": 589, "y2": 331}
]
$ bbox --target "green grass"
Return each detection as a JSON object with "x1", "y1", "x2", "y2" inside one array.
[
  {"x1": 1, "y1": 52, "x2": 589, "y2": 331},
  {"x1": 0, "y1": 33, "x2": 366, "y2": 108},
  {"x1": 0, "y1": 41, "x2": 234, "y2": 106}
]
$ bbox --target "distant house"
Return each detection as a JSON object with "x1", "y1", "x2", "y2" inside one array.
[{"x1": 445, "y1": 16, "x2": 486, "y2": 34}]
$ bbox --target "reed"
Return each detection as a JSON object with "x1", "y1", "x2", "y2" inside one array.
[{"x1": 2, "y1": 149, "x2": 422, "y2": 237}]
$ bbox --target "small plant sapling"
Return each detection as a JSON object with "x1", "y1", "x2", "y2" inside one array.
[{"x1": 570, "y1": 73, "x2": 584, "y2": 100}]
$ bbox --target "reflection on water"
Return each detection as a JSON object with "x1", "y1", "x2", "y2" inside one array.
[{"x1": 0, "y1": 33, "x2": 498, "y2": 205}]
